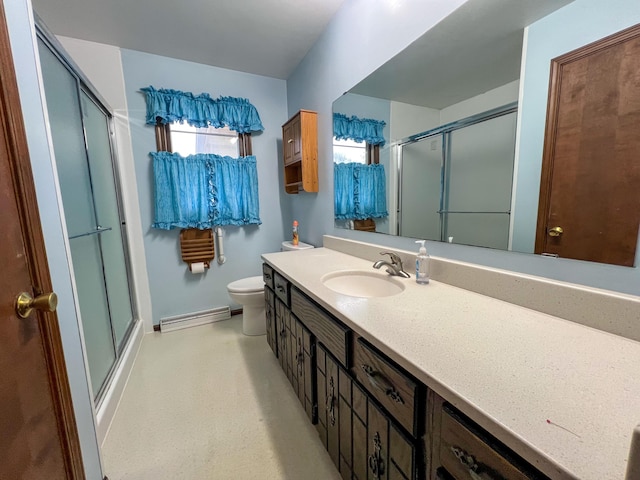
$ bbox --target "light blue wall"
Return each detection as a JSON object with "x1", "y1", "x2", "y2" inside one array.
[
  {"x1": 287, "y1": 0, "x2": 640, "y2": 295},
  {"x1": 512, "y1": 0, "x2": 640, "y2": 254},
  {"x1": 120, "y1": 49, "x2": 289, "y2": 325},
  {"x1": 5, "y1": 0, "x2": 103, "y2": 477}
]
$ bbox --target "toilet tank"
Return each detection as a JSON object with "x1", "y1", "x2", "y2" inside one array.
[{"x1": 281, "y1": 240, "x2": 314, "y2": 251}]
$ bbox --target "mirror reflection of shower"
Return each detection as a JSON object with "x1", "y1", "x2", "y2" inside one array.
[{"x1": 397, "y1": 104, "x2": 517, "y2": 250}]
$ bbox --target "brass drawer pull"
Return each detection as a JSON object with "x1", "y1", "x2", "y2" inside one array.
[
  {"x1": 296, "y1": 337, "x2": 304, "y2": 375},
  {"x1": 451, "y1": 446, "x2": 496, "y2": 480},
  {"x1": 368, "y1": 431, "x2": 385, "y2": 480},
  {"x1": 361, "y1": 364, "x2": 405, "y2": 405},
  {"x1": 326, "y1": 376, "x2": 336, "y2": 426}
]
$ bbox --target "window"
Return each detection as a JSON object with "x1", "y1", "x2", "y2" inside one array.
[
  {"x1": 155, "y1": 121, "x2": 252, "y2": 157},
  {"x1": 170, "y1": 124, "x2": 239, "y2": 157}
]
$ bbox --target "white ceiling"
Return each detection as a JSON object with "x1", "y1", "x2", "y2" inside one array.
[
  {"x1": 351, "y1": 0, "x2": 575, "y2": 109},
  {"x1": 31, "y1": 0, "x2": 346, "y2": 80}
]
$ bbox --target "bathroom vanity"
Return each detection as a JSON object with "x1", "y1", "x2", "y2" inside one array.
[{"x1": 262, "y1": 237, "x2": 640, "y2": 480}]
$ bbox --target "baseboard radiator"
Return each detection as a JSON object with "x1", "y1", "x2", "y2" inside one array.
[{"x1": 160, "y1": 306, "x2": 231, "y2": 333}]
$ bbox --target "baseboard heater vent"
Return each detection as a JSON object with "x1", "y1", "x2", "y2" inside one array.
[{"x1": 160, "y1": 306, "x2": 231, "y2": 333}]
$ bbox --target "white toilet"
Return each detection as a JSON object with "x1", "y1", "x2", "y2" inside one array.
[
  {"x1": 227, "y1": 241, "x2": 314, "y2": 336},
  {"x1": 227, "y1": 276, "x2": 267, "y2": 336}
]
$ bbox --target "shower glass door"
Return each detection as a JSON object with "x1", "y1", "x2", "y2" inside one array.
[
  {"x1": 38, "y1": 35, "x2": 135, "y2": 401},
  {"x1": 398, "y1": 105, "x2": 517, "y2": 249},
  {"x1": 444, "y1": 112, "x2": 517, "y2": 249}
]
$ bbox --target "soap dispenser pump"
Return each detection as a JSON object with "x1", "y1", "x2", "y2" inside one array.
[{"x1": 415, "y1": 240, "x2": 430, "y2": 284}]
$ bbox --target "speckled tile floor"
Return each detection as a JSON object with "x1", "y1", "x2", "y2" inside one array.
[{"x1": 101, "y1": 316, "x2": 341, "y2": 479}]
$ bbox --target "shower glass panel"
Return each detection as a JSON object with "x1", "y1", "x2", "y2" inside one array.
[
  {"x1": 400, "y1": 135, "x2": 443, "y2": 241},
  {"x1": 444, "y1": 112, "x2": 517, "y2": 249},
  {"x1": 81, "y1": 92, "x2": 134, "y2": 349},
  {"x1": 37, "y1": 36, "x2": 136, "y2": 400}
]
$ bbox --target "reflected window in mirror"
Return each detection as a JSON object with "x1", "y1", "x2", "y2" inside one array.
[{"x1": 333, "y1": 137, "x2": 379, "y2": 165}]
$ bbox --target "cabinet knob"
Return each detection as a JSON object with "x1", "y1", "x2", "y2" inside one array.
[{"x1": 287, "y1": 139, "x2": 293, "y2": 144}]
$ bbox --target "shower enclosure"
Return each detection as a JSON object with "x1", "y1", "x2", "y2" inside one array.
[
  {"x1": 37, "y1": 28, "x2": 136, "y2": 402},
  {"x1": 398, "y1": 104, "x2": 517, "y2": 250}
]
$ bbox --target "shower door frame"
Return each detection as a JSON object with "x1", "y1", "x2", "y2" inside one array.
[
  {"x1": 396, "y1": 102, "x2": 518, "y2": 242},
  {"x1": 35, "y1": 20, "x2": 138, "y2": 405}
]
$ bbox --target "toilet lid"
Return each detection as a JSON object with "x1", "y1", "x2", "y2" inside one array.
[{"x1": 227, "y1": 275, "x2": 265, "y2": 293}]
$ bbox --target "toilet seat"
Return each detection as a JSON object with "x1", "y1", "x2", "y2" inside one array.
[{"x1": 227, "y1": 275, "x2": 264, "y2": 293}]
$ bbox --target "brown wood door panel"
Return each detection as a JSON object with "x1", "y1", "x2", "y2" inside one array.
[
  {"x1": 327, "y1": 354, "x2": 340, "y2": 468},
  {"x1": 367, "y1": 401, "x2": 389, "y2": 480},
  {"x1": 353, "y1": 414, "x2": 368, "y2": 480},
  {"x1": 0, "y1": 2, "x2": 84, "y2": 477},
  {"x1": 536, "y1": 23, "x2": 640, "y2": 266}
]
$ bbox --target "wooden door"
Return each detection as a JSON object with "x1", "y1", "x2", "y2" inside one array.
[
  {"x1": 536, "y1": 24, "x2": 640, "y2": 266},
  {"x1": 0, "y1": 3, "x2": 85, "y2": 479}
]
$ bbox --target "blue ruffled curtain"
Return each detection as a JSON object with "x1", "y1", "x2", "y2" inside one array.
[
  {"x1": 334, "y1": 163, "x2": 388, "y2": 220},
  {"x1": 333, "y1": 113, "x2": 386, "y2": 146},
  {"x1": 151, "y1": 152, "x2": 261, "y2": 229},
  {"x1": 141, "y1": 86, "x2": 264, "y2": 133}
]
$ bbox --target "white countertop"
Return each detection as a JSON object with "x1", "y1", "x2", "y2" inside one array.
[{"x1": 262, "y1": 247, "x2": 640, "y2": 480}]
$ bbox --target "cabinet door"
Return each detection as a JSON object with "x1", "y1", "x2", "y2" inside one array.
[
  {"x1": 317, "y1": 356, "x2": 328, "y2": 444},
  {"x1": 283, "y1": 120, "x2": 297, "y2": 165},
  {"x1": 291, "y1": 316, "x2": 316, "y2": 423},
  {"x1": 264, "y1": 287, "x2": 276, "y2": 356},
  {"x1": 275, "y1": 298, "x2": 288, "y2": 373},
  {"x1": 292, "y1": 115, "x2": 302, "y2": 161},
  {"x1": 326, "y1": 353, "x2": 340, "y2": 468},
  {"x1": 368, "y1": 401, "x2": 390, "y2": 480},
  {"x1": 339, "y1": 368, "x2": 353, "y2": 480}
]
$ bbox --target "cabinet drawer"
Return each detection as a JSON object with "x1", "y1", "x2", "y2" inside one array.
[
  {"x1": 262, "y1": 263, "x2": 274, "y2": 290},
  {"x1": 352, "y1": 337, "x2": 421, "y2": 437},
  {"x1": 440, "y1": 405, "x2": 547, "y2": 480},
  {"x1": 273, "y1": 271, "x2": 290, "y2": 306},
  {"x1": 291, "y1": 287, "x2": 350, "y2": 367}
]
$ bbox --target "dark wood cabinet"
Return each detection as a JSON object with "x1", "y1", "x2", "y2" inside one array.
[
  {"x1": 262, "y1": 263, "x2": 548, "y2": 480},
  {"x1": 352, "y1": 336, "x2": 423, "y2": 438},
  {"x1": 428, "y1": 394, "x2": 549, "y2": 480},
  {"x1": 317, "y1": 344, "x2": 419, "y2": 480}
]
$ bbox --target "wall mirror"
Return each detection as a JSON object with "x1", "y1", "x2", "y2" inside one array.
[{"x1": 332, "y1": 0, "x2": 640, "y2": 268}]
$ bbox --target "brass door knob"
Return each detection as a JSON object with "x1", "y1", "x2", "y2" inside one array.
[
  {"x1": 15, "y1": 292, "x2": 58, "y2": 319},
  {"x1": 548, "y1": 226, "x2": 564, "y2": 237}
]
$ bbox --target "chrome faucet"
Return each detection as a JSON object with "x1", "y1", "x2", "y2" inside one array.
[{"x1": 373, "y1": 252, "x2": 410, "y2": 278}]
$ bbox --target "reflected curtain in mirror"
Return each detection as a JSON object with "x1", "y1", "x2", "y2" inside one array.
[
  {"x1": 334, "y1": 163, "x2": 388, "y2": 220},
  {"x1": 333, "y1": 112, "x2": 386, "y2": 145}
]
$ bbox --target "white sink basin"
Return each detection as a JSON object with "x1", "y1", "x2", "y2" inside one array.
[{"x1": 321, "y1": 270, "x2": 406, "y2": 298}]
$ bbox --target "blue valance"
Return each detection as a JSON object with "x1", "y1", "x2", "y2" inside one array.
[
  {"x1": 141, "y1": 86, "x2": 264, "y2": 133},
  {"x1": 151, "y1": 151, "x2": 261, "y2": 229},
  {"x1": 334, "y1": 163, "x2": 388, "y2": 220},
  {"x1": 333, "y1": 113, "x2": 386, "y2": 146}
]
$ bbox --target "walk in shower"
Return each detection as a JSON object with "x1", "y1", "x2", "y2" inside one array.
[
  {"x1": 398, "y1": 104, "x2": 518, "y2": 250},
  {"x1": 37, "y1": 28, "x2": 136, "y2": 402}
]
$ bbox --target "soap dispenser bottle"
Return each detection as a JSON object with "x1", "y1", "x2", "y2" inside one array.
[{"x1": 415, "y1": 240, "x2": 430, "y2": 284}]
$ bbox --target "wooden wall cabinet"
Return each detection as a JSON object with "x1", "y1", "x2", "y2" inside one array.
[{"x1": 282, "y1": 110, "x2": 318, "y2": 194}]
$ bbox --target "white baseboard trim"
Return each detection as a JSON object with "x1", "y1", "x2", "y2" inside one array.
[
  {"x1": 160, "y1": 306, "x2": 231, "y2": 333},
  {"x1": 96, "y1": 319, "x2": 144, "y2": 447}
]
